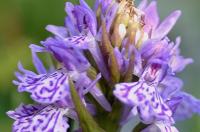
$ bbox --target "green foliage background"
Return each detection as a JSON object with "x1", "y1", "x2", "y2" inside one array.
[{"x1": 0, "y1": 0, "x2": 199, "y2": 131}]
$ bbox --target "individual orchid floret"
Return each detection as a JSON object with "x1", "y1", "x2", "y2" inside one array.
[
  {"x1": 47, "y1": 1, "x2": 111, "y2": 81},
  {"x1": 13, "y1": 47, "x2": 111, "y2": 111},
  {"x1": 114, "y1": 59, "x2": 174, "y2": 124}
]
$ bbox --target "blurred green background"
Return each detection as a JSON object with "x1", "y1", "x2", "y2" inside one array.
[{"x1": 0, "y1": 0, "x2": 199, "y2": 131}]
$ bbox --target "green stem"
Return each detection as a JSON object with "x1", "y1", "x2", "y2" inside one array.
[
  {"x1": 96, "y1": 100, "x2": 122, "y2": 132},
  {"x1": 69, "y1": 78, "x2": 105, "y2": 132}
]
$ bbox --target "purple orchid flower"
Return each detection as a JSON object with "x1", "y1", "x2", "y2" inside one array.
[
  {"x1": 7, "y1": 0, "x2": 200, "y2": 131},
  {"x1": 114, "y1": 60, "x2": 174, "y2": 125}
]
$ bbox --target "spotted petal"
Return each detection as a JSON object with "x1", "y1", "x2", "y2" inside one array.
[
  {"x1": 7, "y1": 104, "x2": 44, "y2": 120},
  {"x1": 63, "y1": 34, "x2": 95, "y2": 49},
  {"x1": 114, "y1": 82, "x2": 173, "y2": 124},
  {"x1": 15, "y1": 68, "x2": 70, "y2": 106},
  {"x1": 7, "y1": 104, "x2": 69, "y2": 132}
]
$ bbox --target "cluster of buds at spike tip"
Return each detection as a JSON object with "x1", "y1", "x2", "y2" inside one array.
[
  {"x1": 111, "y1": 0, "x2": 146, "y2": 48},
  {"x1": 95, "y1": 0, "x2": 147, "y2": 84}
]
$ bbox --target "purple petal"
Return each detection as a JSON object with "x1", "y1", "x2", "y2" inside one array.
[
  {"x1": 173, "y1": 92, "x2": 200, "y2": 121},
  {"x1": 65, "y1": 2, "x2": 75, "y2": 23},
  {"x1": 153, "y1": 10, "x2": 181, "y2": 39},
  {"x1": 104, "y1": 2, "x2": 119, "y2": 32},
  {"x1": 7, "y1": 104, "x2": 44, "y2": 120},
  {"x1": 98, "y1": 0, "x2": 113, "y2": 14},
  {"x1": 114, "y1": 47, "x2": 124, "y2": 73},
  {"x1": 63, "y1": 33, "x2": 94, "y2": 49},
  {"x1": 16, "y1": 68, "x2": 70, "y2": 105},
  {"x1": 46, "y1": 25, "x2": 68, "y2": 39},
  {"x1": 168, "y1": 37, "x2": 193, "y2": 73},
  {"x1": 144, "y1": 1, "x2": 159, "y2": 30},
  {"x1": 69, "y1": 5, "x2": 97, "y2": 35},
  {"x1": 169, "y1": 55, "x2": 193, "y2": 73},
  {"x1": 42, "y1": 37, "x2": 90, "y2": 72},
  {"x1": 79, "y1": 0, "x2": 91, "y2": 10},
  {"x1": 7, "y1": 104, "x2": 69, "y2": 132},
  {"x1": 141, "y1": 39, "x2": 171, "y2": 62},
  {"x1": 31, "y1": 48, "x2": 47, "y2": 74},
  {"x1": 166, "y1": 96, "x2": 182, "y2": 113},
  {"x1": 54, "y1": 46, "x2": 90, "y2": 72},
  {"x1": 65, "y1": 3, "x2": 80, "y2": 35},
  {"x1": 160, "y1": 76, "x2": 183, "y2": 99},
  {"x1": 93, "y1": 0, "x2": 100, "y2": 12},
  {"x1": 114, "y1": 81, "x2": 173, "y2": 124},
  {"x1": 43, "y1": 32, "x2": 93, "y2": 50},
  {"x1": 88, "y1": 41, "x2": 110, "y2": 81},
  {"x1": 29, "y1": 44, "x2": 47, "y2": 52},
  {"x1": 17, "y1": 62, "x2": 36, "y2": 76},
  {"x1": 83, "y1": 73, "x2": 102, "y2": 94},
  {"x1": 65, "y1": 17, "x2": 79, "y2": 36},
  {"x1": 75, "y1": 73, "x2": 112, "y2": 111},
  {"x1": 89, "y1": 87, "x2": 112, "y2": 112}
]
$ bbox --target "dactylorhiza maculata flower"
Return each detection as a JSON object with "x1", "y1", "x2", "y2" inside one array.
[{"x1": 7, "y1": 0, "x2": 200, "y2": 132}]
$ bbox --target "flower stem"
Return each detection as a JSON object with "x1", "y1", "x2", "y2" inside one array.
[{"x1": 96, "y1": 100, "x2": 122, "y2": 132}]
